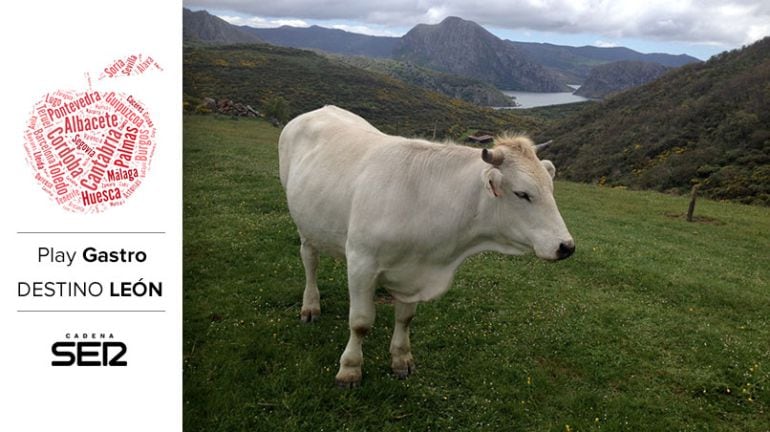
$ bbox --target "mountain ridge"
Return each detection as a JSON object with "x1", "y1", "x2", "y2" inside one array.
[
  {"x1": 508, "y1": 41, "x2": 699, "y2": 83},
  {"x1": 574, "y1": 61, "x2": 670, "y2": 98},
  {"x1": 182, "y1": 8, "x2": 700, "y2": 90},
  {"x1": 244, "y1": 24, "x2": 399, "y2": 58},
  {"x1": 183, "y1": 9, "x2": 262, "y2": 44}
]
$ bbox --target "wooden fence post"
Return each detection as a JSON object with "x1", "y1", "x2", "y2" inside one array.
[{"x1": 686, "y1": 184, "x2": 700, "y2": 222}]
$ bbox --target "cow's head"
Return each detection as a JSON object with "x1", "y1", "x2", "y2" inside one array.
[{"x1": 481, "y1": 135, "x2": 574, "y2": 261}]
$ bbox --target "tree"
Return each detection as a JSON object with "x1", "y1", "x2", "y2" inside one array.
[{"x1": 263, "y1": 96, "x2": 289, "y2": 125}]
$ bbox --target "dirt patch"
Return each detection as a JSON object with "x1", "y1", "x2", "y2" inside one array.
[{"x1": 664, "y1": 212, "x2": 725, "y2": 225}]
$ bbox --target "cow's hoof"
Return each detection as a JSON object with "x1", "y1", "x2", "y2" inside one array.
[
  {"x1": 300, "y1": 308, "x2": 320, "y2": 323},
  {"x1": 335, "y1": 369, "x2": 362, "y2": 388},
  {"x1": 392, "y1": 365, "x2": 416, "y2": 379},
  {"x1": 392, "y1": 362, "x2": 416, "y2": 379},
  {"x1": 391, "y1": 354, "x2": 416, "y2": 379},
  {"x1": 335, "y1": 378, "x2": 361, "y2": 389}
]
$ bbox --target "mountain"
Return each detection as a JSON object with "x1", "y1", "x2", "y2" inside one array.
[
  {"x1": 244, "y1": 26, "x2": 399, "y2": 58},
  {"x1": 183, "y1": 8, "x2": 262, "y2": 44},
  {"x1": 571, "y1": 45, "x2": 699, "y2": 66},
  {"x1": 508, "y1": 41, "x2": 700, "y2": 84},
  {"x1": 574, "y1": 61, "x2": 670, "y2": 98},
  {"x1": 333, "y1": 55, "x2": 515, "y2": 106},
  {"x1": 183, "y1": 9, "x2": 701, "y2": 90},
  {"x1": 394, "y1": 17, "x2": 567, "y2": 92},
  {"x1": 183, "y1": 44, "x2": 541, "y2": 138},
  {"x1": 540, "y1": 37, "x2": 770, "y2": 205}
]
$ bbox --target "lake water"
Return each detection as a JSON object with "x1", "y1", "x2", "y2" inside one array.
[{"x1": 501, "y1": 85, "x2": 589, "y2": 109}]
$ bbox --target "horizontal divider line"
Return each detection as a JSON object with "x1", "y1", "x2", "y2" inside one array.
[
  {"x1": 17, "y1": 310, "x2": 166, "y2": 313},
  {"x1": 17, "y1": 231, "x2": 166, "y2": 234}
]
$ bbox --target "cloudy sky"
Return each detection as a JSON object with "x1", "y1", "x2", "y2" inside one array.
[{"x1": 185, "y1": 0, "x2": 770, "y2": 60}]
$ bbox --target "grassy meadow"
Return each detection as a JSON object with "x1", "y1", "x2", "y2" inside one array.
[{"x1": 184, "y1": 114, "x2": 770, "y2": 431}]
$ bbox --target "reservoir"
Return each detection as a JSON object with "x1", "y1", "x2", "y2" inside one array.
[{"x1": 501, "y1": 85, "x2": 589, "y2": 109}]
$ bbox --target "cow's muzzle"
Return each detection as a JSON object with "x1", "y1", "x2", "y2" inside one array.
[{"x1": 556, "y1": 240, "x2": 575, "y2": 260}]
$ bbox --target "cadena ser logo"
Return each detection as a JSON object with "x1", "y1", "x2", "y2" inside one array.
[{"x1": 51, "y1": 332, "x2": 127, "y2": 367}]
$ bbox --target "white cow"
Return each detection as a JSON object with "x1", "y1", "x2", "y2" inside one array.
[{"x1": 279, "y1": 105, "x2": 574, "y2": 387}]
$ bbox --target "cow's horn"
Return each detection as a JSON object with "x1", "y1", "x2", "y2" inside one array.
[
  {"x1": 534, "y1": 140, "x2": 553, "y2": 152},
  {"x1": 482, "y1": 148, "x2": 505, "y2": 166}
]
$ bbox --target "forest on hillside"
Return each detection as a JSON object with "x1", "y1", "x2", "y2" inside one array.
[
  {"x1": 183, "y1": 44, "x2": 541, "y2": 139},
  {"x1": 183, "y1": 37, "x2": 770, "y2": 205},
  {"x1": 541, "y1": 38, "x2": 770, "y2": 205}
]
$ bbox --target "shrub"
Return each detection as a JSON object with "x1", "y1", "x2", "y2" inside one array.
[{"x1": 263, "y1": 96, "x2": 289, "y2": 124}]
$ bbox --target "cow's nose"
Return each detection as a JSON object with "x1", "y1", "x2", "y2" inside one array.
[{"x1": 556, "y1": 240, "x2": 575, "y2": 260}]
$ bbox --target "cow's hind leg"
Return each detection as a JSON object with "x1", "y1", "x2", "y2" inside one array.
[
  {"x1": 299, "y1": 238, "x2": 320, "y2": 323},
  {"x1": 390, "y1": 301, "x2": 417, "y2": 379},
  {"x1": 336, "y1": 253, "x2": 377, "y2": 388}
]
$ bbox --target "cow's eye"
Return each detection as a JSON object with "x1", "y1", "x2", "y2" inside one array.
[{"x1": 514, "y1": 191, "x2": 532, "y2": 202}]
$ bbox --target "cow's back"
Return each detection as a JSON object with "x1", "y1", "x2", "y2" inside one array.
[{"x1": 278, "y1": 105, "x2": 386, "y2": 256}]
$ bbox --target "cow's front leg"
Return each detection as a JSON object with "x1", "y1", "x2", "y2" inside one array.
[
  {"x1": 390, "y1": 301, "x2": 417, "y2": 379},
  {"x1": 336, "y1": 255, "x2": 377, "y2": 388}
]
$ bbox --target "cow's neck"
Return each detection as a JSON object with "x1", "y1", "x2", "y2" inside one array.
[{"x1": 423, "y1": 153, "x2": 522, "y2": 264}]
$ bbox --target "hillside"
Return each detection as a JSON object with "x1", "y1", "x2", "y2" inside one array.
[
  {"x1": 541, "y1": 37, "x2": 770, "y2": 205},
  {"x1": 574, "y1": 61, "x2": 670, "y2": 98},
  {"x1": 571, "y1": 45, "x2": 699, "y2": 66},
  {"x1": 245, "y1": 25, "x2": 399, "y2": 58},
  {"x1": 334, "y1": 55, "x2": 515, "y2": 106},
  {"x1": 394, "y1": 17, "x2": 566, "y2": 92},
  {"x1": 183, "y1": 8, "x2": 262, "y2": 44},
  {"x1": 509, "y1": 41, "x2": 699, "y2": 84},
  {"x1": 183, "y1": 43, "x2": 541, "y2": 138},
  {"x1": 184, "y1": 113, "x2": 770, "y2": 431}
]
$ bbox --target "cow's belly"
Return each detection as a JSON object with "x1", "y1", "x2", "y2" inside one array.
[
  {"x1": 379, "y1": 261, "x2": 459, "y2": 303},
  {"x1": 284, "y1": 153, "x2": 357, "y2": 259},
  {"x1": 288, "y1": 199, "x2": 349, "y2": 258}
]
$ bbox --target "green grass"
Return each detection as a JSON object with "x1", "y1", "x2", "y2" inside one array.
[{"x1": 184, "y1": 114, "x2": 770, "y2": 431}]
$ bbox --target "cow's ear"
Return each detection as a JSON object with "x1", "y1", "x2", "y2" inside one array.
[
  {"x1": 541, "y1": 160, "x2": 556, "y2": 179},
  {"x1": 484, "y1": 168, "x2": 504, "y2": 198}
]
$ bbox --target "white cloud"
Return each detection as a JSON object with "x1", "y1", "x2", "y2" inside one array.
[
  {"x1": 272, "y1": 19, "x2": 310, "y2": 28},
  {"x1": 217, "y1": 14, "x2": 257, "y2": 26},
  {"x1": 746, "y1": 23, "x2": 770, "y2": 45},
  {"x1": 423, "y1": 6, "x2": 451, "y2": 24},
  {"x1": 186, "y1": 0, "x2": 770, "y2": 48},
  {"x1": 330, "y1": 24, "x2": 400, "y2": 37},
  {"x1": 594, "y1": 40, "x2": 618, "y2": 48},
  {"x1": 218, "y1": 14, "x2": 308, "y2": 28}
]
